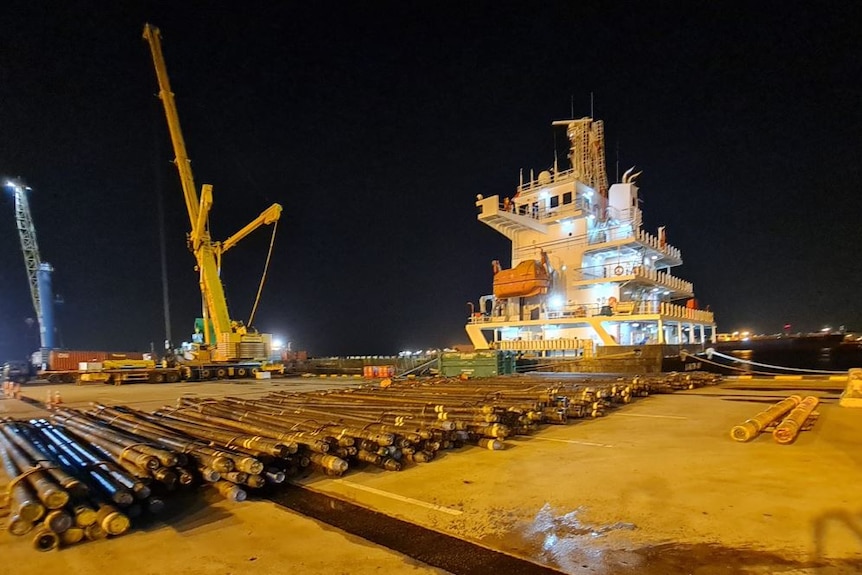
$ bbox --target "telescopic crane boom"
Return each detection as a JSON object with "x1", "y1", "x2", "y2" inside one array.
[{"x1": 143, "y1": 24, "x2": 282, "y2": 361}]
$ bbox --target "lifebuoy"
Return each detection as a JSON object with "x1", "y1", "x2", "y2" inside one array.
[{"x1": 613, "y1": 265, "x2": 624, "y2": 276}]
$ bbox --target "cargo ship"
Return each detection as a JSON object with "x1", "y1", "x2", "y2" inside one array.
[{"x1": 466, "y1": 117, "x2": 715, "y2": 372}]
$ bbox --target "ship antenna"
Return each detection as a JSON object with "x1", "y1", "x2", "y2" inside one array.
[
  {"x1": 615, "y1": 140, "x2": 620, "y2": 183},
  {"x1": 519, "y1": 168, "x2": 524, "y2": 187},
  {"x1": 553, "y1": 131, "x2": 559, "y2": 173},
  {"x1": 590, "y1": 91, "x2": 594, "y2": 118},
  {"x1": 570, "y1": 94, "x2": 574, "y2": 119}
]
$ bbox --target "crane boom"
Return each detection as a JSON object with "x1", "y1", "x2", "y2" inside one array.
[
  {"x1": 142, "y1": 24, "x2": 200, "y2": 229},
  {"x1": 11, "y1": 182, "x2": 42, "y2": 316},
  {"x1": 6, "y1": 179, "x2": 56, "y2": 359},
  {"x1": 143, "y1": 23, "x2": 282, "y2": 360}
]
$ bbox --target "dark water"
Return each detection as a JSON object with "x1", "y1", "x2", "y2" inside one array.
[{"x1": 700, "y1": 338, "x2": 862, "y2": 375}]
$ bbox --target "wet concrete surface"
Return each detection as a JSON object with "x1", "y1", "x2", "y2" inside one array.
[{"x1": 269, "y1": 485, "x2": 564, "y2": 574}]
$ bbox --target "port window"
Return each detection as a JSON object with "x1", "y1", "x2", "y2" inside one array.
[
  {"x1": 550, "y1": 195, "x2": 560, "y2": 208},
  {"x1": 562, "y1": 192, "x2": 572, "y2": 205}
]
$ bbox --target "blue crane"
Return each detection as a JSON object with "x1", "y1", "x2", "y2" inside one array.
[{"x1": 5, "y1": 179, "x2": 56, "y2": 367}]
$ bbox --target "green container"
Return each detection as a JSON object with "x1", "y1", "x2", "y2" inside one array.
[{"x1": 438, "y1": 351, "x2": 515, "y2": 378}]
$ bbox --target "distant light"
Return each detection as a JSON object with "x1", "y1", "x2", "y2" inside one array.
[
  {"x1": 821, "y1": 326, "x2": 832, "y2": 333},
  {"x1": 272, "y1": 338, "x2": 284, "y2": 350},
  {"x1": 549, "y1": 295, "x2": 564, "y2": 309}
]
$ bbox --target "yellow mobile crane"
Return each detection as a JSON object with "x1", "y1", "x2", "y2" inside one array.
[{"x1": 144, "y1": 24, "x2": 283, "y2": 380}]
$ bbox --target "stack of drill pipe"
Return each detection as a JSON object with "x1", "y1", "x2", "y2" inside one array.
[
  {"x1": 730, "y1": 395, "x2": 802, "y2": 442},
  {"x1": 0, "y1": 419, "x2": 134, "y2": 550},
  {"x1": 48, "y1": 409, "x2": 183, "y2": 495},
  {"x1": 83, "y1": 405, "x2": 268, "y2": 499},
  {"x1": 29, "y1": 419, "x2": 157, "y2": 521},
  {"x1": 96, "y1": 404, "x2": 296, "y2": 486},
  {"x1": 773, "y1": 395, "x2": 819, "y2": 445}
]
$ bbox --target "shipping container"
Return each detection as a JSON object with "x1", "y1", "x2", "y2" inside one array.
[
  {"x1": 47, "y1": 350, "x2": 145, "y2": 372},
  {"x1": 438, "y1": 351, "x2": 515, "y2": 378}
]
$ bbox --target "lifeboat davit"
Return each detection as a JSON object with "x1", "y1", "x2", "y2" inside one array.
[{"x1": 493, "y1": 260, "x2": 550, "y2": 299}]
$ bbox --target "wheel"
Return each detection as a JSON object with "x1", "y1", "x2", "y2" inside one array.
[
  {"x1": 215, "y1": 368, "x2": 228, "y2": 380},
  {"x1": 166, "y1": 371, "x2": 180, "y2": 383},
  {"x1": 47, "y1": 374, "x2": 62, "y2": 384},
  {"x1": 199, "y1": 369, "x2": 212, "y2": 380},
  {"x1": 62, "y1": 373, "x2": 76, "y2": 384},
  {"x1": 149, "y1": 372, "x2": 166, "y2": 384},
  {"x1": 236, "y1": 367, "x2": 248, "y2": 378}
]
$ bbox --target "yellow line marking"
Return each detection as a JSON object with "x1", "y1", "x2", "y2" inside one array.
[
  {"x1": 529, "y1": 437, "x2": 614, "y2": 448},
  {"x1": 774, "y1": 375, "x2": 803, "y2": 380},
  {"x1": 616, "y1": 413, "x2": 688, "y2": 420},
  {"x1": 829, "y1": 376, "x2": 848, "y2": 381},
  {"x1": 332, "y1": 479, "x2": 463, "y2": 516}
]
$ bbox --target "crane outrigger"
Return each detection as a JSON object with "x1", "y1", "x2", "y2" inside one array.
[{"x1": 143, "y1": 24, "x2": 283, "y2": 373}]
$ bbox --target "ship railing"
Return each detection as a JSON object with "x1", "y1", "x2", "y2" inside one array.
[
  {"x1": 635, "y1": 228, "x2": 681, "y2": 261},
  {"x1": 515, "y1": 168, "x2": 578, "y2": 193},
  {"x1": 631, "y1": 266, "x2": 693, "y2": 293},
  {"x1": 494, "y1": 338, "x2": 587, "y2": 354},
  {"x1": 498, "y1": 197, "x2": 590, "y2": 221},
  {"x1": 660, "y1": 302, "x2": 714, "y2": 323}
]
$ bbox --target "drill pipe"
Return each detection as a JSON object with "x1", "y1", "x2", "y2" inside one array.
[
  {"x1": 32, "y1": 421, "x2": 135, "y2": 507},
  {"x1": 100, "y1": 404, "x2": 297, "y2": 459},
  {"x1": 265, "y1": 467, "x2": 286, "y2": 483},
  {"x1": 95, "y1": 502, "x2": 131, "y2": 535},
  {"x1": 84, "y1": 411, "x2": 239, "y2": 473},
  {"x1": 731, "y1": 395, "x2": 802, "y2": 442},
  {"x1": 202, "y1": 397, "x2": 396, "y2": 446},
  {"x1": 139, "y1": 412, "x2": 293, "y2": 458},
  {"x1": 0, "y1": 430, "x2": 69, "y2": 510},
  {"x1": 155, "y1": 408, "x2": 318, "y2": 453},
  {"x1": 84, "y1": 522, "x2": 107, "y2": 540},
  {"x1": 214, "y1": 480, "x2": 247, "y2": 502},
  {"x1": 239, "y1": 398, "x2": 434, "y2": 440},
  {"x1": 0, "y1": 440, "x2": 45, "y2": 528},
  {"x1": 58, "y1": 409, "x2": 177, "y2": 467},
  {"x1": 1, "y1": 423, "x2": 87, "y2": 498},
  {"x1": 43, "y1": 509, "x2": 73, "y2": 533},
  {"x1": 32, "y1": 526, "x2": 60, "y2": 551},
  {"x1": 773, "y1": 396, "x2": 819, "y2": 445},
  {"x1": 59, "y1": 526, "x2": 85, "y2": 546},
  {"x1": 220, "y1": 470, "x2": 249, "y2": 485},
  {"x1": 72, "y1": 502, "x2": 98, "y2": 527},
  {"x1": 161, "y1": 403, "x2": 335, "y2": 452}
]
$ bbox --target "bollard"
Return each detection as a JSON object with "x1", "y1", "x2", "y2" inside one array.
[{"x1": 840, "y1": 368, "x2": 862, "y2": 408}]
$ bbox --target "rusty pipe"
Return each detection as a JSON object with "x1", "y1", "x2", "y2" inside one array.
[
  {"x1": 731, "y1": 395, "x2": 802, "y2": 442},
  {"x1": 773, "y1": 396, "x2": 819, "y2": 444}
]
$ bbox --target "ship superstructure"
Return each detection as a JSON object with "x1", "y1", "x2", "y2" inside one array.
[{"x1": 467, "y1": 117, "x2": 716, "y2": 357}]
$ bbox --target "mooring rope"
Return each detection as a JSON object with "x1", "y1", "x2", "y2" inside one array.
[{"x1": 704, "y1": 348, "x2": 844, "y2": 375}]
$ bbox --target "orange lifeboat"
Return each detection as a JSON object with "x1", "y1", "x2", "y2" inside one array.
[{"x1": 493, "y1": 259, "x2": 550, "y2": 299}]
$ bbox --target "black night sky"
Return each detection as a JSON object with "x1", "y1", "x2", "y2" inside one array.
[{"x1": 1, "y1": 2, "x2": 860, "y2": 360}]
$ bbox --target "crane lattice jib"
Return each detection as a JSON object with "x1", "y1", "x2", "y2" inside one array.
[{"x1": 13, "y1": 184, "x2": 43, "y2": 320}]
